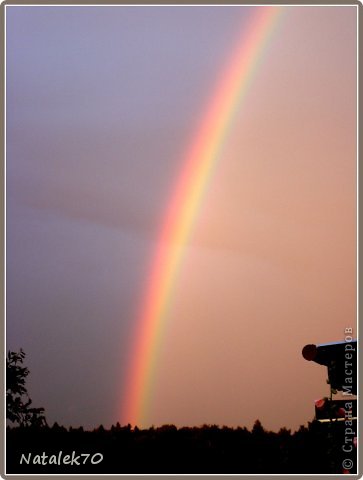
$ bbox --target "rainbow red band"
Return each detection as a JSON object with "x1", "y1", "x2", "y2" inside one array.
[{"x1": 121, "y1": 6, "x2": 282, "y2": 427}]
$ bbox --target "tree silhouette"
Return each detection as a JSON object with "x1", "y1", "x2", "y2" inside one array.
[
  {"x1": 6, "y1": 349, "x2": 46, "y2": 427},
  {"x1": 252, "y1": 419, "x2": 265, "y2": 435}
]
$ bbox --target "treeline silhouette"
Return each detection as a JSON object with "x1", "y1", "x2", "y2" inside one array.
[
  {"x1": 6, "y1": 350, "x2": 357, "y2": 474},
  {"x1": 7, "y1": 419, "x2": 356, "y2": 474}
]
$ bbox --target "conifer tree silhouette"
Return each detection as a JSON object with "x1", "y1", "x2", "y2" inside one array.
[{"x1": 6, "y1": 349, "x2": 46, "y2": 427}]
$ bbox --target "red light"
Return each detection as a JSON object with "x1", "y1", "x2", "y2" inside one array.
[
  {"x1": 337, "y1": 407, "x2": 345, "y2": 418},
  {"x1": 315, "y1": 398, "x2": 325, "y2": 409}
]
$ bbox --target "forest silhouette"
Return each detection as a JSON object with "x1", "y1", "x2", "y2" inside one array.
[{"x1": 6, "y1": 350, "x2": 357, "y2": 474}]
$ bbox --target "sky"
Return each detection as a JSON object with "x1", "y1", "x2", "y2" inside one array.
[{"x1": 6, "y1": 5, "x2": 357, "y2": 432}]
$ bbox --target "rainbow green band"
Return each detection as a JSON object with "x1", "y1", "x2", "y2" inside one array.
[{"x1": 122, "y1": 6, "x2": 282, "y2": 427}]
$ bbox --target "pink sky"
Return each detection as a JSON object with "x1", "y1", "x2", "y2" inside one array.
[{"x1": 146, "y1": 6, "x2": 357, "y2": 431}]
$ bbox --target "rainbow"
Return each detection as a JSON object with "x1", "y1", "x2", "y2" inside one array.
[{"x1": 121, "y1": 6, "x2": 281, "y2": 427}]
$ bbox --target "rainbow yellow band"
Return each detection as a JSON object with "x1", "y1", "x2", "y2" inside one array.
[{"x1": 121, "y1": 6, "x2": 282, "y2": 427}]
